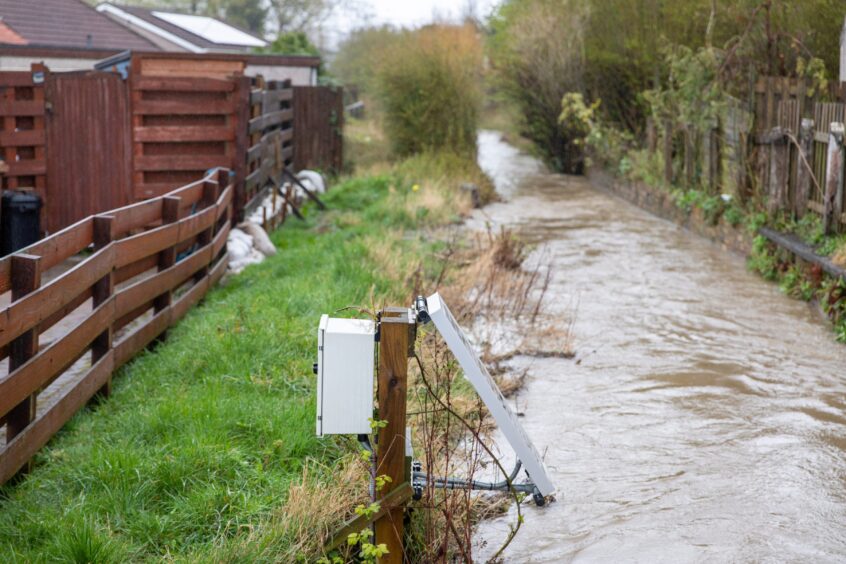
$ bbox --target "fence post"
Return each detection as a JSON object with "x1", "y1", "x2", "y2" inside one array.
[
  {"x1": 195, "y1": 180, "x2": 220, "y2": 283},
  {"x1": 375, "y1": 310, "x2": 413, "y2": 564},
  {"x1": 6, "y1": 253, "x2": 42, "y2": 475},
  {"x1": 684, "y1": 126, "x2": 695, "y2": 187},
  {"x1": 155, "y1": 197, "x2": 181, "y2": 316},
  {"x1": 795, "y1": 118, "x2": 815, "y2": 217},
  {"x1": 663, "y1": 120, "x2": 673, "y2": 185},
  {"x1": 91, "y1": 216, "x2": 115, "y2": 400},
  {"x1": 767, "y1": 127, "x2": 789, "y2": 216},
  {"x1": 824, "y1": 122, "x2": 844, "y2": 235},
  {"x1": 709, "y1": 124, "x2": 721, "y2": 194}
]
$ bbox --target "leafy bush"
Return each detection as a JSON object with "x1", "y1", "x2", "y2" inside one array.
[{"x1": 377, "y1": 24, "x2": 482, "y2": 159}]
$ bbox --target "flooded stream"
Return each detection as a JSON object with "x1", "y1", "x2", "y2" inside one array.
[{"x1": 472, "y1": 131, "x2": 846, "y2": 562}]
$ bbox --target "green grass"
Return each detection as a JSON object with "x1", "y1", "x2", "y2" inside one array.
[{"x1": 0, "y1": 173, "x2": 431, "y2": 562}]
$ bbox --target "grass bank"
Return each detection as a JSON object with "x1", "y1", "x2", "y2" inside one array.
[{"x1": 0, "y1": 160, "x2": 481, "y2": 561}]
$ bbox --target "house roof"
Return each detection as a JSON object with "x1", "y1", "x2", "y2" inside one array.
[
  {"x1": 0, "y1": 0, "x2": 157, "y2": 51},
  {"x1": 98, "y1": 4, "x2": 267, "y2": 52},
  {"x1": 0, "y1": 19, "x2": 26, "y2": 46}
]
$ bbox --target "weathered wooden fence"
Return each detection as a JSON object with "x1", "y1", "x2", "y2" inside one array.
[
  {"x1": 0, "y1": 168, "x2": 232, "y2": 484},
  {"x1": 237, "y1": 76, "x2": 295, "y2": 223},
  {"x1": 45, "y1": 70, "x2": 132, "y2": 233},
  {"x1": 657, "y1": 77, "x2": 846, "y2": 234},
  {"x1": 0, "y1": 65, "x2": 47, "y2": 200},
  {"x1": 0, "y1": 61, "x2": 342, "y2": 238},
  {"x1": 293, "y1": 86, "x2": 344, "y2": 173}
]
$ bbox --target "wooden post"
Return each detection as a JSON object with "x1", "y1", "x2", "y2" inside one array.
[
  {"x1": 91, "y1": 216, "x2": 114, "y2": 400},
  {"x1": 155, "y1": 197, "x2": 180, "y2": 314},
  {"x1": 663, "y1": 120, "x2": 673, "y2": 185},
  {"x1": 6, "y1": 253, "x2": 41, "y2": 472},
  {"x1": 795, "y1": 118, "x2": 815, "y2": 217},
  {"x1": 375, "y1": 310, "x2": 413, "y2": 564},
  {"x1": 684, "y1": 126, "x2": 695, "y2": 187},
  {"x1": 708, "y1": 125, "x2": 721, "y2": 194},
  {"x1": 767, "y1": 127, "x2": 789, "y2": 216},
  {"x1": 646, "y1": 118, "x2": 657, "y2": 154},
  {"x1": 194, "y1": 180, "x2": 219, "y2": 282},
  {"x1": 823, "y1": 122, "x2": 844, "y2": 235}
]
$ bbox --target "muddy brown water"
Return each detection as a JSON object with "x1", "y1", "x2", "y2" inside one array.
[{"x1": 471, "y1": 131, "x2": 846, "y2": 562}]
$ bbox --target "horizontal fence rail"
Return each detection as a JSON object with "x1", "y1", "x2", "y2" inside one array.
[
  {"x1": 0, "y1": 168, "x2": 232, "y2": 484},
  {"x1": 655, "y1": 76, "x2": 846, "y2": 235}
]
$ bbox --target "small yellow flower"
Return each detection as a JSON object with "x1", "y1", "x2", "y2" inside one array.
[{"x1": 412, "y1": 184, "x2": 420, "y2": 192}]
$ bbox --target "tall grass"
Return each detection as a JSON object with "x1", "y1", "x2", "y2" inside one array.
[
  {"x1": 378, "y1": 24, "x2": 483, "y2": 159},
  {"x1": 0, "y1": 172, "x2": 440, "y2": 562}
]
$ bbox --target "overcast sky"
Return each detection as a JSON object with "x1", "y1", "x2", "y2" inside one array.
[{"x1": 359, "y1": 0, "x2": 500, "y2": 27}]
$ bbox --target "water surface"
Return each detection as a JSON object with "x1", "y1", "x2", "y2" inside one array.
[{"x1": 473, "y1": 131, "x2": 846, "y2": 563}]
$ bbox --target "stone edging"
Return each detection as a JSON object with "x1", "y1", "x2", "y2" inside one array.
[{"x1": 586, "y1": 167, "x2": 753, "y2": 256}]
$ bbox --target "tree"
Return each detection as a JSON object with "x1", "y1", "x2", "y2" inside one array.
[
  {"x1": 207, "y1": 0, "x2": 268, "y2": 34},
  {"x1": 269, "y1": 0, "x2": 340, "y2": 33}
]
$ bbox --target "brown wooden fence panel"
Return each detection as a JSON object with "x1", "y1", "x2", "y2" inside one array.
[
  {"x1": 237, "y1": 76, "x2": 294, "y2": 222},
  {"x1": 0, "y1": 65, "x2": 47, "y2": 226},
  {"x1": 293, "y1": 85, "x2": 343, "y2": 174},
  {"x1": 0, "y1": 169, "x2": 232, "y2": 485},
  {"x1": 45, "y1": 71, "x2": 132, "y2": 235},
  {"x1": 130, "y1": 55, "x2": 244, "y2": 201}
]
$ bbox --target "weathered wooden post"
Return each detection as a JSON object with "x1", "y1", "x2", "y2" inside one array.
[
  {"x1": 823, "y1": 122, "x2": 844, "y2": 235},
  {"x1": 646, "y1": 118, "x2": 657, "y2": 154},
  {"x1": 794, "y1": 118, "x2": 815, "y2": 217},
  {"x1": 766, "y1": 127, "x2": 789, "y2": 216},
  {"x1": 6, "y1": 254, "x2": 41, "y2": 469},
  {"x1": 663, "y1": 120, "x2": 673, "y2": 185},
  {"x1": 375, "y1": 308, "x2": 414, "y2": 564},
  {"x1": 91, "y1": 215, "x2": 115, "y2": 400},
  {"x1": 155, "y1": 197, "x2": 181, "y2": 314},
  {"x1": 684, "y1": 126, "x2": 695, "y2": 187}
]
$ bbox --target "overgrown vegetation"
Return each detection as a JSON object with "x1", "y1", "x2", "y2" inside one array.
[
  {"x1": 0, "y1": 153, "x2": 487, "y2": 561},
  {"x1": 333, "y1": 24, "x2": 484, "y2": 161}
]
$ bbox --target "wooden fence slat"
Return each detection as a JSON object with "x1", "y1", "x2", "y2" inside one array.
[
  {"x1": 0, "y1": 100, "x2": 45, "y2": 116},
  {"x1": 0, "y1": 246, "x2": 113, "y2": 350},
  {"x1": 114, "y1": 308, "x2": 171, "y2": 368},
  {"x1": 114, "y1": 223, "x2": 180, "y2": 269},
  {"x1": 132, "y1": 76, "x2": 235, "y2": 92},
  {"x1": 135, "y1": 155, "x2": 229, "y2": 172},
  {"x1": 134, "y1": 126, "x2": 235, "y2": 143},
  {"x1": 0, "y1": 130, "x2": 45, "y2": 147},
  {"x1": 0, "y1": 296, "x2": 114, "y2": 419},
  {"x1": 0, "y1": 350, "x2": 115, "y2": 484}
]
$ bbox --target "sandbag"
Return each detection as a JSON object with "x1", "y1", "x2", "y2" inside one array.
[
  {"x1": 239, "y1": 221, "x2": 277, "y2": 257},
  {"x1": 297, "y1": 170, "x2": 326, "y2": 194},
  {"x1": 226, "y1": 228, "x2": 254, "y2": 262}
]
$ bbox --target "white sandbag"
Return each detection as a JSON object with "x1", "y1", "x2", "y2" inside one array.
[
  {"x1": 228, "y1": 249, "x2": 265, "y2": 274},
  {"x1": 227, "y1": 228, "x2": 254, "y2": 262},
  {"x1": 239, "y1": 221, "x2": 277, "y2": 257},
  {"x1": 297, "y1": 170, "x2": 326, "y2": 194}
]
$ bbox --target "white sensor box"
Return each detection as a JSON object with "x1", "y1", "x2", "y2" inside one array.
[{"x1": 316, "y1": 315, "x2": 375, "y2": 436}]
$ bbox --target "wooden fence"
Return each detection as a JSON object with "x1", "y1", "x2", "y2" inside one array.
[
  {"x1": 237, "y1": 76, "x2": 295, "y2": 222},
  {"x1": 0, "y1": 65, "x2": 47, "y2": 201},
  {"x1": 293, "y1": 86, "x2": 344, "y2": 174},
  {"x1": 0, "y1": 60, "x2": 342, "y2": 238},
  {"x1": 657, "y1": 77, "x2": 846, "y2": 234},
  {"x1": 0, "y1": 168, "x2": 232, "y2": 484}
]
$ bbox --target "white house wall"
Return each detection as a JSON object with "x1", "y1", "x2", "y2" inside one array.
[
  {"x1": 245, "y1": 64, "x2": 316, "y2": 86},
  {"x1": 0, "y1": 56, "x2": 97, "y2": 71}
]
